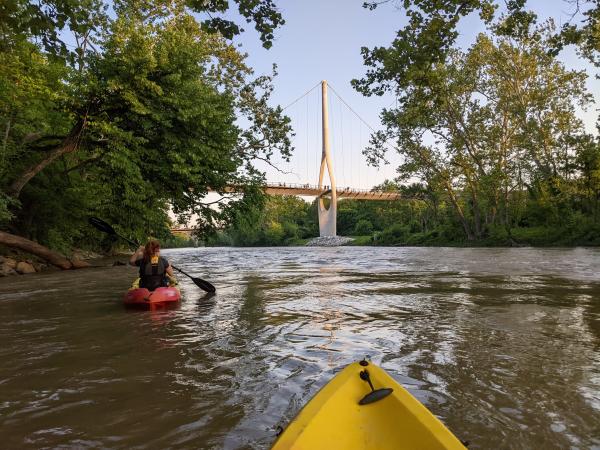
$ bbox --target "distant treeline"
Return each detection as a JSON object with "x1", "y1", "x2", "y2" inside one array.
[{"x1": 206, "y1": 185, "x2": 600, "y2": 247}]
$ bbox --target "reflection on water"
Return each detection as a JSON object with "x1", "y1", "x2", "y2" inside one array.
[{"x1": 1, "y1": 247, "x2": 599, "y2": 449}]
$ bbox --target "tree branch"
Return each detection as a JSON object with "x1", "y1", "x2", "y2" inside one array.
[
  {"x1": 8, "y1": 113, "x2": 88, "y2": 198},
  {"x1": 0, "y1": 231, "x2": 89, "y2": 269}
]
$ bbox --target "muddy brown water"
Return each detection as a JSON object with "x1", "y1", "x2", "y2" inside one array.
[{"x1": 1, "y1": 247, "x2": 599, "y2": 449}]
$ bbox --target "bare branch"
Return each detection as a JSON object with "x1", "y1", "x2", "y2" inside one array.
[{"x1": 251, "y1": 155, "x2": 295, "y2": 174}]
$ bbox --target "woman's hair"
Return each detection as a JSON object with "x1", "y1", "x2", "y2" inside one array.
[{"x1": 143, "y1": 239, "x2": 160, "y2": 261}]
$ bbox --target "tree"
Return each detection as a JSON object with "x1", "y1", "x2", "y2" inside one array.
[
  {"x1": 0, "y1": 0, "x2": 290, "y2": 264},
  {"x1": 355, "y1": 26, "x2": 591, "y2": 240},
  {"x1": 576, "y1": 135, "x2": 600, "y2": 219},
  {"x1": 0, "y1": 0, "x2": 284, "y2": 58},
  {"x1": 209, "y1": 195, "x2": 316, "y2": 246},
  {"x1": 356, "y1": 1, "x2": 598, "y2": 90}
]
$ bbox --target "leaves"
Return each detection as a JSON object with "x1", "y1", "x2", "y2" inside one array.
[
  {"x1": 357, "y1": 17, "x2": 596, "y2": 240},
  {"x1": 1, "y1": 1, "x2": 291, "y2": 251}
]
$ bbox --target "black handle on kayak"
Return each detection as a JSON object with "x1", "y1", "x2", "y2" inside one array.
[
  {"x1": 358, "y1": 369, "x2": 393, "y2": 405},
  {"x1": 88, "y1": 217, "x2": 216, "y2": 293}
]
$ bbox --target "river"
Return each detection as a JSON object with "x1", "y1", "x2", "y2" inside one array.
[{"x1": 1, "y1": 246, "x2": 599, "y2": 449}]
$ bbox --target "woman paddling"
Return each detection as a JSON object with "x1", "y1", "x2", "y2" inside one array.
[{"x1": 129, "y1": 239, "x2": 177, "y2": 291}]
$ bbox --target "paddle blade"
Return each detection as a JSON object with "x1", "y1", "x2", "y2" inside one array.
[
  {"x1": 172, "y1": 265, "x2": 215, "y2": 293},
  {"x1": 89, "y1": 217, "x2": 116, "y2": 235},
  {"x1": 192, "y1": 277, "x2": 216, "y2": 293}
]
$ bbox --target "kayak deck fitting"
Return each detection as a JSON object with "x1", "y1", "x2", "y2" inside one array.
[{"x1": 271, "y1": 360, "x2": 465, "y2": 450}]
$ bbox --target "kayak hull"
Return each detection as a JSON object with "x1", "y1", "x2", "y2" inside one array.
[
  {"x1": 123, "y1": 287, "x2": 181, "y2": 308},
  {"x1": 271, "y1": 361, "x2": 465, "y2": 450}
]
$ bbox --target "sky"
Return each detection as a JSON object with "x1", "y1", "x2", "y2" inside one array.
[{"x1": 223, "y1": 0, "x2": 600, "y2": 190}]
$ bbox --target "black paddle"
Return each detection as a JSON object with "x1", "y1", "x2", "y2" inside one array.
[{"x1": 89, "y1": 217, "x2": 216, "y2": 293}]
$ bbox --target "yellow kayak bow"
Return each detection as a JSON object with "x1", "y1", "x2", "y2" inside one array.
[{"x1": 272, "y1": 360, "x2": 466, "y2": 450}]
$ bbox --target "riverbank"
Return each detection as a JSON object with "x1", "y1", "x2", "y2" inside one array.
[
  {"x1": 330, "y1": 224, "x2": 600, "y2": 247},
  {"x1": 365, "y1": 224, "x2": 600, "y2": 247},
  {"x1": 0, "y1": 246, "x2": 119, "y2": 277},
  {"x1": 204, "y1": 228, "x2": 600, "y2": 248},
  {"x1": 305, "y1": 236, "x2": 354, "y2": 246},
  {"x1": 202, "y1": 220, "x2": 600, "y2": 248},
  {"x1": 3, "y1": 223, "x2": 599, "y2": 277}
]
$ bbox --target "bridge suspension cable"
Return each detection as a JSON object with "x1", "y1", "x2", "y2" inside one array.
[
  {"x1": 328, "y1": 83, "x2": 400, "y2": 167},
  {"x1": 267, "y1": 80, "x2": 402, "y2": 192},
  {"x1": 327, "y1": 83, "x2": 379, "y2": 133},
  {"x1": 282, "y1": 81, "x2": 321, "y2": 111}
]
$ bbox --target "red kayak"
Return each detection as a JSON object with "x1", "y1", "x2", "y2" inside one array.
[{"x1": 123, "y1": 287, "x2": 181, "y2": 308}]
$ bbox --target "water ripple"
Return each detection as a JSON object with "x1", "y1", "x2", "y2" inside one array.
[{"x1": 0, "y1": 247, "x2": 599, "y2": 448}]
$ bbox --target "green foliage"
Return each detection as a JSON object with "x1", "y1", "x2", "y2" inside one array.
[
  {"x1": 354, "y1": 0, "x2": 499, "y2": 96},
  {"x1": 0, "y1": 1, "x2": 291, "y2": 254},
  {"x1": 206, "y1": 171, "x2": 600, "y2": 247},
  {"x1": 511, "y1": 226, "x2": 564, "y2": 246},
  {"x1": 263, "y1": 221, "x2": 284, "y2": 245},
  {"x1": 206, "y1": 195, "x2": 317, "y2": 246},
  {"x1": 162, "y1": 233, "x2": 198, "y2": 248},
  {"x1": 354, "y1": 219, "x2": 374, "y2": 236},
  {"x1": 353, "y1": 10, "x2": 598, "y2": 245},
  {"x1": 379, "y1": 223, "x2": 410, "y2": 245},
  {"x1": 348, "y1": 235, "x2": 373, "y2": 245},
  {"x1": 0, "y1": 39, "x2": 70, "y2": 183},
  {"x1": 3, "y1": 0, "x2": 600, "y2": 253},
  {"x1": 356, "y1": 1, "x2": 599, "y2": 92},
  {"x1": 1, "y1": 0, "x2": 284, "y2": 59}
]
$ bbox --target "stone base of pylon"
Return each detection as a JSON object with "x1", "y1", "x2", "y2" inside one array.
[{"x1": 305, "y1": 236, "x2": 354, "y2": 247}]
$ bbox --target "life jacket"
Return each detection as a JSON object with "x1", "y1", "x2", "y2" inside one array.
[{"x1": 139, "y1": 255, "x2": 168, "y2": 291}]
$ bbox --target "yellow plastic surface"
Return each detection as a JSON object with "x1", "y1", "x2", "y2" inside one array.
[{"x1": 271, "y1": 361, "x2": 465, "y2": 450}]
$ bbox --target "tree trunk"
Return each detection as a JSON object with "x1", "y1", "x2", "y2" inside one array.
[
  {"x1": 468, "y1": 182, "x2": 482, "y2": 238},
  {"x1": 8, "y1": 118, "x2": 86, "y2": 198},
  {"x1": 444, "y1": 181, "x2": 474, "y2": 240},
  {"x1": 2, "y1": 117, "x2": 10, "y2": 153},
  {"x1": 1, "y1": 117, "x2": 11, "y2": 171},
  {"x1": 0, "y1": 231, "x2": 90, "y2": 270}
]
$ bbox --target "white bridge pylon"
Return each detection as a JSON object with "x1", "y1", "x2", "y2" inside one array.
[{"x1": 318, "y1": 80, "x2": 337, "y2": 237}]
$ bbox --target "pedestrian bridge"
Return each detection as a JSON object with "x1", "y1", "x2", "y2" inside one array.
[
  {"x1": 261, "y1": 182, "x2": 401, "y2": 200},
  {"x1": 173, "y1": 80, "x2": 406, "y2": 238}
]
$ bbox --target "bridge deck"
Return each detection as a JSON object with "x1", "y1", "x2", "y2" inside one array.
[
  {"x1": 175, "y1": 184, "x2": 403, "y2": 234},
  {"x1": 223, "y1": 183, "x2": 401, "y2": 200}
]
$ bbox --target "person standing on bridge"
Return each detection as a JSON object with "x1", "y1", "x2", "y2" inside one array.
[{"x1": 129, "y1": 239, "x2": 177, "y2": 291}]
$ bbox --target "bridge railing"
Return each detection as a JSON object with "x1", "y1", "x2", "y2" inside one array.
[{"x1": 264, "y1": 182, "x2": 395, "y2": 194}]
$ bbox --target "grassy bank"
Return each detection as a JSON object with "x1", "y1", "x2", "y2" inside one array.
[{"x1": 355, "y1": 224, "x2": 600, "y2": 247}]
